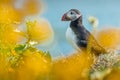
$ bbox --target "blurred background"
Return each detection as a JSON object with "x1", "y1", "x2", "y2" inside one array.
[{"x1": 40, "y1": 0, "x2": 120, "y2": 57}]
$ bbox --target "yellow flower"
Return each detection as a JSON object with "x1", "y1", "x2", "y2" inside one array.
[
  {"x1": 23, "y1": 0, "x2": 43, "y2": 15},
  {"x1": 96, "y1": 28, "x2": 120, "y2": 49},
  {"x1": 104, "y1": 69, "x2": 120, "y2": 80},
  {"x1": 18, "y1": 49, "x2": 51, "y2": 80},
  {"x1": 51, "y1": 52, "x2": 93, "y2": 80},
  {"x1": 26, "y1": 19, "x2": 54, "y2": 44},
  {"x1": 0, "y1": 4, "x2": 24, "y2": 24},
  {"x1": 0, "y1": 0, "x2": 15, "y2": 4},
  {"x1": 0, "y1": 24, "x2": 24, "y2": 47},
  {"x1": 88, "y1": 16, "x2": 99, "y2": 28}
]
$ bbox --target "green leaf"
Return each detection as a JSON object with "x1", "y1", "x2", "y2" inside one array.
[{"x1": 14, "y1": 44, "x2": 27, "y2": 54}]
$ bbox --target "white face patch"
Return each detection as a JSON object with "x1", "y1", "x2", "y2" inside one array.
[
  {"x1": 72, "y1": 14, "x2": 81, "y2": 21},
  {"x1": 67, "y1": 11, "x2": 81, "y2": 21}
]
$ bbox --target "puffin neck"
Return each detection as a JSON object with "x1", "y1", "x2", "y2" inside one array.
[{"x1": 70, "y1": 16, "x2": 83, "y2": 27}]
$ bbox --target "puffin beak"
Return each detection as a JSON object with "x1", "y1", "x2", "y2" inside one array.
[{"x1": 61, "y1": 13, "x2": 67, "y2": 21}]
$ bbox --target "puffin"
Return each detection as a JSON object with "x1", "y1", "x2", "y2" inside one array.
[{"x1": 61, "y1": 9, "x2": 106, "y2": 55}]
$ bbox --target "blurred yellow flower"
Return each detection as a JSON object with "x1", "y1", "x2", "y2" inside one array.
[
  {"x1": 0, "y1": 4, "x2": 24, "y2": 24},
  {"x1": 18, "y1": 49, "x2": 51, "y2": 80},
  {"x1": 51, "y1": 52, "x2": 93, "y2": 80},
  {"x1": 0, "y1": 0, "x2": 15, "y2": 4},
  {"x1": 23, "y1": 0, "x2": 43, "y2": 15},
  {"x1": 0, "y1": 24, "x2": 24, "y2": 47},
  {"x1": 96, "y1": 28, "x2": 120, "y2": 49},
  {"x1": 26, "y1": 19, "x2": 54, "y2": 44},
  {"x1": 0, "y1": 0, "x2": 52, "y2": 80},
  {"x1": 88, "y1": 16, "x2": 99, "y2": 28},
  {"x1": 104, "y1": 69, "x2": 120, "y2": 80}
]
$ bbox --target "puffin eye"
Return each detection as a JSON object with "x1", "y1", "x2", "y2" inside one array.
[{"x1": 70, "y1": 12, "x2": 74, "y2": 15}]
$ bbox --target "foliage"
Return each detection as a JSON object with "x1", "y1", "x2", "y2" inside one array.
[
  {"x1": 0, "y1": 20, "x2": 52, "y2": 80},
  {"x1": 0, "y1": 0, "x2": 52, "y2": 80}
]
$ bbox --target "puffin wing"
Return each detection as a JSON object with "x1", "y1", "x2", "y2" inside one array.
[{"x1": 88, "y1": 34, "x2": 106, "y2": 55}]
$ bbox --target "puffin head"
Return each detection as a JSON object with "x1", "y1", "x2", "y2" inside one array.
[{"x1": 61, "y1": 9, "x2": 82, "y2": 21}]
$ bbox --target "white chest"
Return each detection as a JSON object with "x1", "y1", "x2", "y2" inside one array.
[{"x1": 66, "y1": 27, "x2": 80, "y2": 50}]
